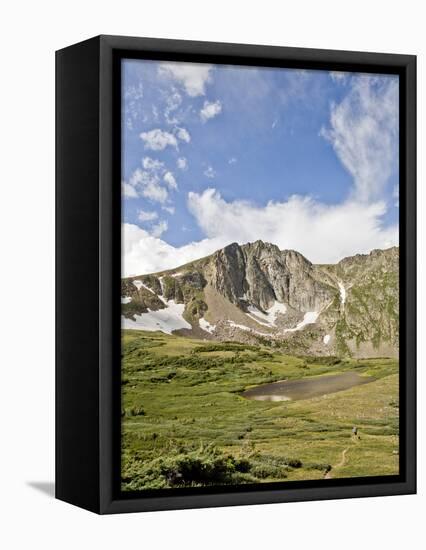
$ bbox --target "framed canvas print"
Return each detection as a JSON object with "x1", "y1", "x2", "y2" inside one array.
[{"x1": 56, "y1": 35, "x2": 416, "y2": 514}]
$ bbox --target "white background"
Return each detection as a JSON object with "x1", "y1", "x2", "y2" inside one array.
[{"x1": 0, "y1": 1, "x2": 423, "y2": 548}]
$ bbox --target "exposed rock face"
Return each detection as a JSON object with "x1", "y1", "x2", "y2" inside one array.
[
  {"x1": 122, "y1": 241, "x2": 399, "y2": 358},
  {"x1": 211, "y1": 241, "x2": 336, "y2": 314}
]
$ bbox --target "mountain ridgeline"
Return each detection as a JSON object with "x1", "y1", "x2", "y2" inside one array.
[{"x1": 121, "y1": 241, "x2": 399, "y2": 358}]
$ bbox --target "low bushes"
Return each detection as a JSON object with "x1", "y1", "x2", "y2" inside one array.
[{"x1": 122, "y1": 445, "x2": 254, "y2": 490}]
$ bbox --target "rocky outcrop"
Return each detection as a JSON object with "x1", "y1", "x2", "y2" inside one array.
[{"x1": 210, "y1": 241, "x2": 337, "y2": 314}]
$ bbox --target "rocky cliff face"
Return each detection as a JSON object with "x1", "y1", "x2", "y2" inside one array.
[
  {"x1": 211, "y1": 241, "x2": 336, "y2": 313},
  {"x1": 122, "y1": 241, "x2": 399, "y2": 358}
]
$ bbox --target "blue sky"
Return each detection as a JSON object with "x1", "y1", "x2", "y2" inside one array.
[{"x1": 121, "y1": 59, "x2": 399, "y2": 276}]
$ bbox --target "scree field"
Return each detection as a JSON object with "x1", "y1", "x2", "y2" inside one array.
[{"x1": 121, "y1": 330, "x2": 399, "y2": 491}]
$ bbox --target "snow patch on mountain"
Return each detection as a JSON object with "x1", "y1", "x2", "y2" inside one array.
[
  {"x1": 246, "y1": 301, "x2": 287, "y2": 327},
  {"x1": 284, "y1": 311, "x2": 319, "y2": 332},
  {"x1": 199, "y1": 317, "x2": 216, "y2": 334},
  {"x1": 338, "y1": 281, "x2": 346, "y2": 306},
  {"x1": 323, "y1": 334, "x2": 331, "y2": 344},
  {"x1": 132, "y1": 280, "x2": 143, "y2": 290},
  {"x1": 122, "y1": 300, "x2": 191, "y2": 334},
  {"x1": 133, "y1": 279, "x2": 157, "y2": 295},
  {"x1": 121, "y1": 296, "x2": 132, "y2": 304},
  {"x1": 228, "y1": 320, "x2": 269, "y2": 337}
]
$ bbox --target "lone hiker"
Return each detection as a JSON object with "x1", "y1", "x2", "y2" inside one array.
[{"x1": 352, "y1": 426, "x2": 360, "y2": 439}]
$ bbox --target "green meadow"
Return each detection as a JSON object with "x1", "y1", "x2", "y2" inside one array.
[{"x1": 121, "y1": 329, "x2": 399, "y2": 491}]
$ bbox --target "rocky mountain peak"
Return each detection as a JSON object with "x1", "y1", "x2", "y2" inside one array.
[{"x1": 122, "y1": 242, "x2": 399, "y2": 359}]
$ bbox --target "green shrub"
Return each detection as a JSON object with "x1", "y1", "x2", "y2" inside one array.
[{"x1": 122, "y1": 445, "x2": 254, "y2": 490}]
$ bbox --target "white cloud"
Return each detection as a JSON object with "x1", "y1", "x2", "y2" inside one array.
[
  {"x1": 228, "y1": 157, "x2": 237, "y2": 164},
  {"x1": 158, "y1": 62, "x2": 212, "y2": 96},
  {"x1": 187, "y1": 189, "x2": 398, "y2": 264},
  {"x1": 321, "y1": 75, "x2": 399, "y2": 202},
  {"x1": 142, "y1": 156, "x2": 164, "y2": 171},
  {"x1": 151, "y1": 220, "x2": 168, "y2": 238},
  {"x1": 177, "y1": 157, "x2": 188, "y2": 171},
  {"x1": 123, "y1": 189, "x2": 398, "y2": 276},
  {"x1": 138, "y1": 209, "x2": 158, "y2": 222},
  {"x1": 162, "y1": 206, "x2": 175, "y2": 215},
  {"x1": 163, "y1": 171, "x2": 177, "y2": 189},
  {"x1": 141, "y1": 180, "x2": 168, "y2": 204},
  {"x1": 122, "y1": 181, "x2": 138, "y2": 199},
  {"x1": 140, "y1": 129, "x2": 178, "y2": 150},
  {"x1": 200, "y1": 100, "x2": 222, "y2": 122},
  {"x1": 123, "y1": 223, "x2": 224, "y2": 276},
  {"x1": 204, "y1": 166, "x2": 216, "y2": 179},
  {"x1": 124, "y1": 155, "x2": 179, "y2": 204},
  {"x1": 175, "y1": 127, "x2": 191, "y2": 143},
  {"x1": 127, "y1": 168, "x2": 168, "y2": 204}
]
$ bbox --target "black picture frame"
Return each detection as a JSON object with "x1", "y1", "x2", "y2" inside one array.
[{"x1": 56, "y1": 35, "x2": 416, "y2": 514}]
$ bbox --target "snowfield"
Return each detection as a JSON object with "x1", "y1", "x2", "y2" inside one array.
[
  {"x1": 121, "y1": 296, "x2": 132, "y2": 304},
  {"x1": 122, "y1": 300, "x2": 191, "y2": 334},
  {"x1": 323, "y1": 334, "x2": 331, "y2": 344},
  {"x1": 199, "y1": 317, "x2": 216, "y2": 334},
  {"x1": 246, "y1": 301, "x2": 287, "y2": 327},
  {"x1": 284, "y1": 311, "x2": 319, "y2": 332}
]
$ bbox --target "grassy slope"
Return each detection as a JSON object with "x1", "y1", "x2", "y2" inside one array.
[{"x1": 121, "y1": 330, "x2": 399, "y2": 490}]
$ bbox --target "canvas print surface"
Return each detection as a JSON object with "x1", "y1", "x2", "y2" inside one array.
[{"x1": 120, "y1": 59, "x2": 399, "y2": 492}]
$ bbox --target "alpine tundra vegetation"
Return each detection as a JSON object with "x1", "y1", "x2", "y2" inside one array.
[{"x1": 121, "y1": 242, "x2": 399, "y2": 490}]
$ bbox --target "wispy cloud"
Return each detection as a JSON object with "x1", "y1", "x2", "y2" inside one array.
[
  {"x1": 124, "y1": 156, "x2": 178, "y2": 204},
  {"x1": 138, "y1": 209, "x2": 158, "y2": 222},
  {"x1": 158, "y1": 62, "x2": 212, "y2": 96},
  {"x1": 204, "y1": 166, "x2": 216, "y2": 179},
  {"x1": 320, "y1": 75, "x2": 399, "y2": 202},
  {"x1": 150, "y1": 220, "x2": 168, "y2": 238},
  {"x1": 123, "y1": 81, "x2": 144, "y2": 129},
  {"x1": 200, "y1": 100, "x2": 222, "y2": 122},
  {"x1": 164, "y1": 88, "x2": 182, "y2": 124},
  {"x1": 127, "y1": 168, "x2": 168, "y2": 203}
]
